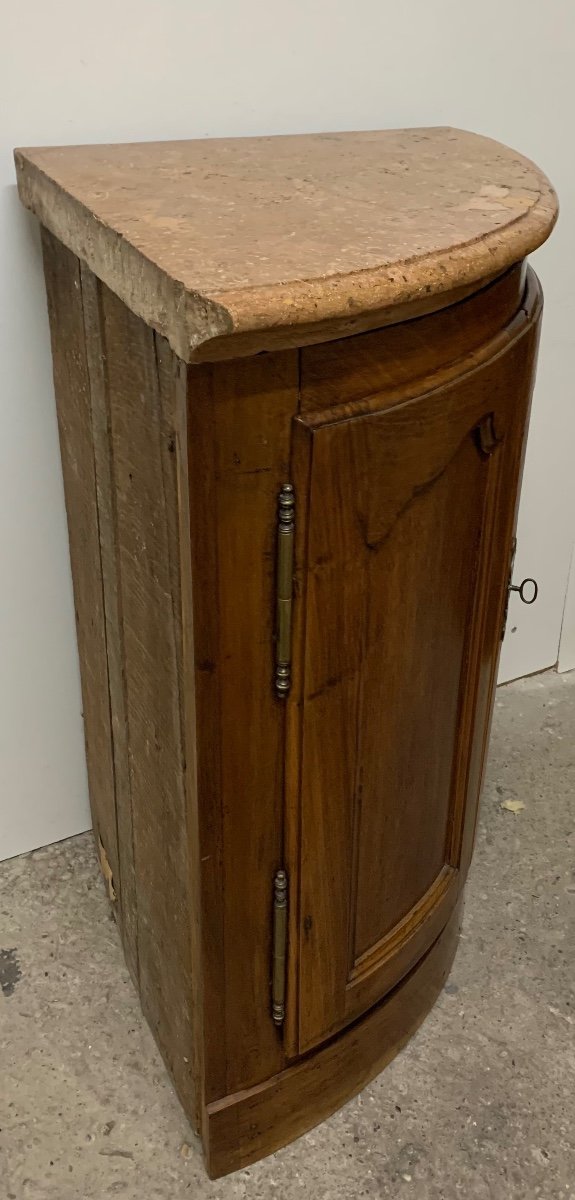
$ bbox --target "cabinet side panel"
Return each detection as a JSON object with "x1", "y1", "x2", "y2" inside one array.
[
  {"x1": 188, "y1": 353, "x2": 299, "y2": 1099},
  {"x1": 79, "y1": 263, "x2": 138, "y2": 982},
  {"x1": 98, "y1": 284, "x2": 196, "y2": 1121},
  {"x1": 41, "y1": 230, "x2": 120, "y2": 912}
]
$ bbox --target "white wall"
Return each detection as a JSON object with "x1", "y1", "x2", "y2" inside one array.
[
  {"x1": 1, "y1": 1, "x2": 574, "y2": 858},
  {"x1": 558, "y1": 545, "x2": 575, "y2": 673}
]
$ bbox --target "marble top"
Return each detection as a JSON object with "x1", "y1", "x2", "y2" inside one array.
[{"x1": 15, "y1": 128, "x2": 557, "y2": 361}]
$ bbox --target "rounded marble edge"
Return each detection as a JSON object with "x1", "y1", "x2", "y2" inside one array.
[
  {"x1": 15, "y1": 139, "x2": 558, "y2": 363},
  {"x1": 204, "y1": 177, "x2": 558, "y2": 349}
]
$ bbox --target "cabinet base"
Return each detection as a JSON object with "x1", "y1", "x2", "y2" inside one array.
[{"x1": 204, "y1": 900, "x2": 462, "y2": 1178}]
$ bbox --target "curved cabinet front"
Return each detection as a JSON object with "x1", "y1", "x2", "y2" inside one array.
[{"x1": 284, "y1": 268, "x2": 542, "y2": 1058}]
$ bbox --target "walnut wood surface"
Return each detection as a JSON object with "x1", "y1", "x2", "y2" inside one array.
[
  {"x1": 299, "y1": 263, "x2": 526, "y2": 412},
  {"x1": 186, "y1": 353, "x2": 299, "y2": 1101},
  {"x1": 205, "y1": 899, "x2": 462, "y2": 1177},
  {"x1": 40, "y1": 226, "x2": 544, "y2": 1179},
  {"x1": 289, "y1": 273, "x2": 541, "y2": 1053}
]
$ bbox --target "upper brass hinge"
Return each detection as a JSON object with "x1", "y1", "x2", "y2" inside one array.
[
  {"x1": 274, "y1": 484, "x2": 295, "y2": 698},
  {"x1": 272, "y1": 869, "x2": 288, "y2": 1026}
]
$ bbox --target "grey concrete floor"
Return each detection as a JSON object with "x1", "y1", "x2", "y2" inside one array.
[{"x1": 1, "y1": 671, "x2": 574, "y2": 1199}]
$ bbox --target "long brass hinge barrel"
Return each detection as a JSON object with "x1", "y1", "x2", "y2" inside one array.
[
  {"x1": 275, "y1": 484, "x2": 295, "y2": 697},
  {"x1": 272, "y1": 869, "x2": 288, "y2": 1026}
]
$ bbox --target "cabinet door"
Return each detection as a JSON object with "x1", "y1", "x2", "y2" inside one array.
[{"x1": 286, "y1": 294, "x2": 541, "y2": 1054}]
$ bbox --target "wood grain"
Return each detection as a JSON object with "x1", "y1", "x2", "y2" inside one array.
[
  {"x1": 187, "y1": 353, "x2": 299, "y2": 1100},
  {"x1": 98, "y1": 285, "x2": 195, "y2": 1117},
  {"x1": 300, "y1": 264, "x2": 525, "y2": 412},
  {"x1": 289, "y1": 269, "x2": 543, "y2": 1053},
  {"x1": 41, "y1": 230, "x2": 120, "y2": 924},
  {"x1": 40, "y1": 214, "x2": 545, "y2": 1180},
  {"x1": 457, "y1": 284, "x2": 543, "y2": 881},
  {"x1": 205, "y1": 899, "x2": 462, "y2": 1177},
  {"x1": 79, "y1": 262, "x2": 138, "y2": 982}
]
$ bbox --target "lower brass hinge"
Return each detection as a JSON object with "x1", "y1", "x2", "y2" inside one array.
[{"x1": 272, "y1": 869, "x2": 288, "y2": 1026}]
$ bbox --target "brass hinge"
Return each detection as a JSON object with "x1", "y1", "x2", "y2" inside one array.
[
  {"x1": 272, "y1": 869, "x2": 288, "y2": 1025},
  {"x1": 274, "y1": 484, "x2": 295, "y2": 698}
]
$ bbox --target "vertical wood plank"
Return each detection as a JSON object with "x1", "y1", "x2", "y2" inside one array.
[
  {"x1": 186, "y1": 366, "x2": 227, "y2": 1107},
  {"x1": 173, "y1": 350, "x2": 205, "y2": 1133},
  {"x1": 99, "y1": 285, "x2": 195, "y2": 1120},
  {"x1": 79, "y1": 263, "x2": 138, "y2": 983},
  {"x1": 41, "y1": 229, "x2": 120, "y2": 911}
]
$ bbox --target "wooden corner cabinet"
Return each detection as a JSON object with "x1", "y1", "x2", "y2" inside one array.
[{"x1": 15, "y1": 128, "x2": 557, "y2": 1177}]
